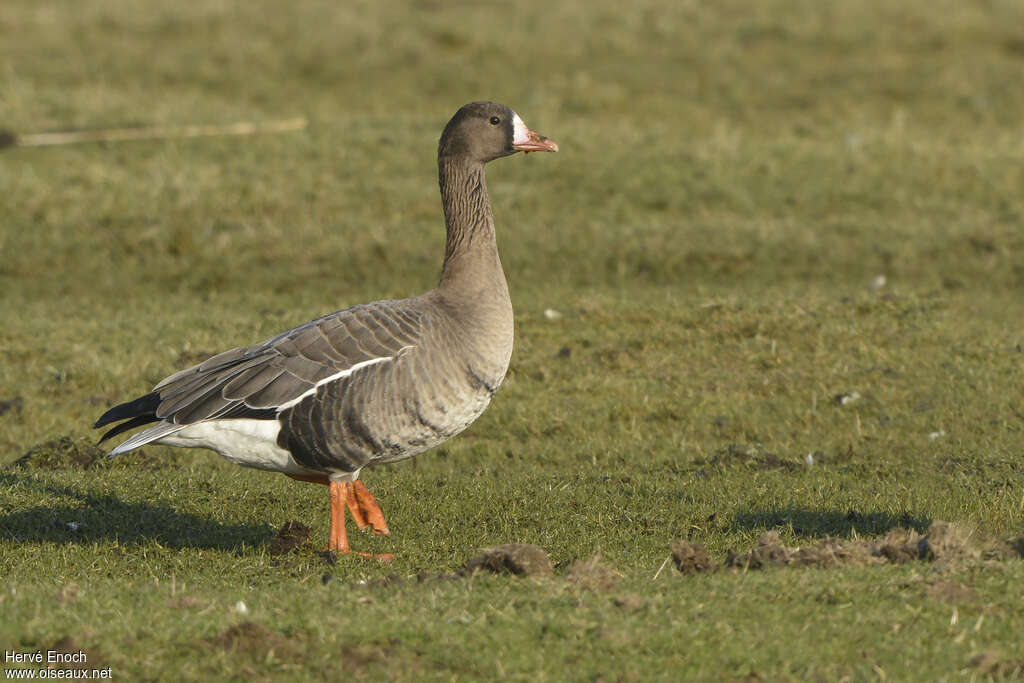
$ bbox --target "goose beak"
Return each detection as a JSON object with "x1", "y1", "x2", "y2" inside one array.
[{"x1": 512, "y1": 113, "x2": 559, "y2": 153}]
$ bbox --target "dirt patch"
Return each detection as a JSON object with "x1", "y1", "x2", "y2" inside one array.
[
  {"x1": 875, "y1": 521, "x2": 1013, "y2": 565},
  {"x1": 873, "y1": 528, "x2": 924, "y2": 563},
  {"x1": 567, "y1": 555, "x2": 620, "y2": 591},
  {"x1": 12, "y1": 436, "x2": 106, "y2": 469},
  {"x1": 463, "y1": 544, "x2": 553, "y2": 577},
  {"x1": 0, "y1": 396, "x2": 23, "y2": 418},
  {"x1": 10, "y1": 435, "x2": 169, "y2": 470},
  {"x1": 921, "y1": 521, "x2": 985, "y2": 561},
  {"x1": 725, "y1": 531, "x2": 879, "y2": 570},
  {"x1": 670, "y1": 540, "x2": 716, "y2": 574},
  {"x1": 267, "y1": 521, "x2": 311, "y2": 556},
  {"x1": 206, "y1": 621, "x2": 300, "y2": 661},
  {"x1": 696, "y1": 444, "x2": 800, "y2": 471},
  {"x1": 714, "y1": 520, "x2": 1017, "y2": 572}
]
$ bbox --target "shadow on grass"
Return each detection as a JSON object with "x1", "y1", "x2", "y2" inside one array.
[
  {"x1": 0, "y1": 473, "x2": 274, "y2": 551},
  {"x1": 733, "y1": 507, "x2": 932, "y2": 538}
]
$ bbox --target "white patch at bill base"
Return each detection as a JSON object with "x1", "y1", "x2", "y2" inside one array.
[{"x1": 512, "y1": 112, "x2": 530, "y2": 146}]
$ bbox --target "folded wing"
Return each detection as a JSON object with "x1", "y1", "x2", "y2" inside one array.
[{"x1": 95, "y1": 302, "x2": 423, "y2": 454}]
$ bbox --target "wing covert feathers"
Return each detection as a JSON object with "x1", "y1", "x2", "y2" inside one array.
[{"x1": 95, "y1": 302, "x2": 423, "y2": 453}]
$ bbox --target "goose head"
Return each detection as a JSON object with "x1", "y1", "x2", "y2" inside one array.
[{"x1": 438, "y1": 101, "x2": 558, "y2": 163}]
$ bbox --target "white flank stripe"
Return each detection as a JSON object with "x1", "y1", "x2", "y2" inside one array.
[{"x1": 274, "y1": 347, "x2": 412, "y2": 412}]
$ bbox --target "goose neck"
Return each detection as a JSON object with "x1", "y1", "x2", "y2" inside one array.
[{"x1": 437, "y1": 156, "x2": 503, "y2": 289}]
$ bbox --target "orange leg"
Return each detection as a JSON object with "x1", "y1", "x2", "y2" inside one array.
[
  {"x1": 287, "y1": 474, "x2": 392, "y2": 559},
  {"x1": 328, "y1": 480, "x2": 352, "y2": 553}
]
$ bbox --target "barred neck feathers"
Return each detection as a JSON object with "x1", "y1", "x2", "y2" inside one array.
[{"x1": 437, "y1": 155, "x2": 500, "y2": 291}]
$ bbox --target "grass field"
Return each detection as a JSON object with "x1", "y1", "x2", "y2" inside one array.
[{"x1": 2, "y1": 0, "x2": 1024, "y2": 679}]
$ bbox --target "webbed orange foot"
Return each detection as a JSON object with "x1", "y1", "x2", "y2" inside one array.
[
  {"x1": 325, "y1": 480, "x2": 393, "y2": 559},
  {"x1": 347, "y1": 480, "x2": 390, "y2": 536}
]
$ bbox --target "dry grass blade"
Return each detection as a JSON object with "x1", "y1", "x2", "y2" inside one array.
[{"x1": 3, "y1": 117, "x2": 307, "y2": 148}]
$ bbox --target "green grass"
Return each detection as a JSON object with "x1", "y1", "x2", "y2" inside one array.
[{"x1": 2, "y1": 0, "x2": 1024, "y2": 679}]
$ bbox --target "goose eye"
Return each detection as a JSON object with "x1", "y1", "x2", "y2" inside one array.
[{"x1": 489, "y1": 116, "x2": 501, "y2": 125}]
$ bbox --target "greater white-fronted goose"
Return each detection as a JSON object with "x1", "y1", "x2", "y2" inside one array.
[{"x1": 94, "y1": 102, "x2": 558, "y2": 556}]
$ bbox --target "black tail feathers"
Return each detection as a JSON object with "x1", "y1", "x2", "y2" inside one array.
[{"x1": 94, "y1": 392, "x2": 162, "y2": 442}]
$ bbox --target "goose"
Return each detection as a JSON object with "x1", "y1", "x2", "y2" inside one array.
[{"x1": 94, "y1": 102, "x2": 558, "y2": 556}]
